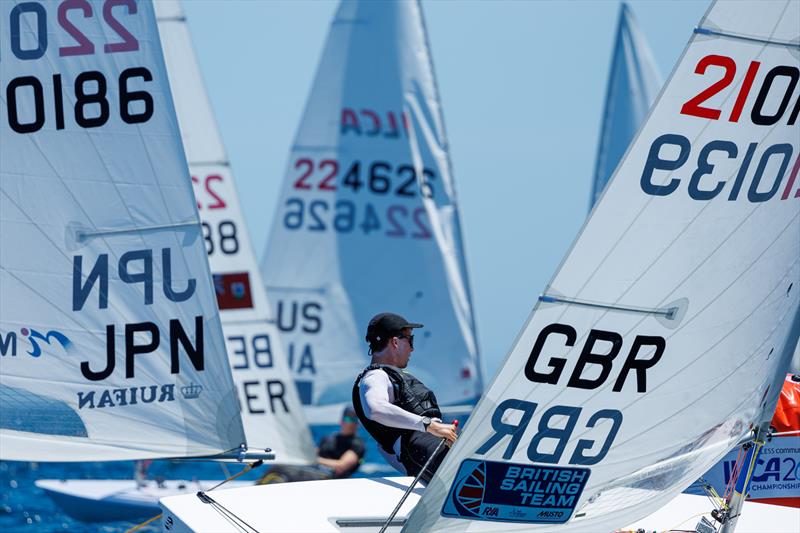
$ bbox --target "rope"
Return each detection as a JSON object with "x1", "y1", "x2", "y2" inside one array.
[
  {"x1": 124, "y1": 460, "x2": 265, "y2": 533},
  {"x1": 125, "y1": 513, "x2": 161, "y2": 533},
  {"x1": 196, "y1": 492, "x2": 259, "y2": 533},
  {"x1": 661, "y1": 511, "x2": 713, "y2": 533}
]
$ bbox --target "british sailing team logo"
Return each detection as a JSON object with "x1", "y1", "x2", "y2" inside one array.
[
  {"x1": 0, "y1": 327, "x2": 71, "y2": 357},
  {"x1": 442, "y1": 459, "x2": 590, "y2": 524}
]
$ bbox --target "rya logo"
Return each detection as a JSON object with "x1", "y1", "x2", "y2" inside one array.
[{"x1": 0, "y1": 328, "x2": 71, "y2": 357}]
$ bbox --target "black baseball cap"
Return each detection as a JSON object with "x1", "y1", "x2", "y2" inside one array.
[{"x1": 365, "y1": 312, "x2": 423, "y2": 344}]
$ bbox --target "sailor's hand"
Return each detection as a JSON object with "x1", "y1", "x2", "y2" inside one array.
[{"x1": 427, "y1": 420, "x2": 457, "y2": 445}]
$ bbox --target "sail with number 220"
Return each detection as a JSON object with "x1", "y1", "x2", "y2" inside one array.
[
  {"x1": 261, "y1": 0, "x2": 482, "y2": 422},
  {"x1": 406, "y1": 0, "x2": 800, "y2": 530},
  {"x1": 0, "y1": 0, "x2": 244, "y2": 461},
  {"x1": 155, "y1": 0, "x2": 315, "y2": 464}
]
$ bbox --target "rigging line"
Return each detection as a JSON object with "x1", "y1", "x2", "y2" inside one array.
[
  {"x1": 196, "y1": 491, "x2": 259, "y2": 533},
  {"x1": 538, "y1": 294, "x2": 677, "y2": 318}
]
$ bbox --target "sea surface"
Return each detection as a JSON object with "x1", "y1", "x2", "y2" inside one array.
[{"x1": 0, "y1": 425, "x2": 394, "y2": 532}]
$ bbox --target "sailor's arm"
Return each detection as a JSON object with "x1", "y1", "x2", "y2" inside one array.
[
  {"x1": 317, "y1": 451, "x2": 360, "y2": 477},
  {"x1": 360, "y1": 370, "x2": 457, "y2": 444}
]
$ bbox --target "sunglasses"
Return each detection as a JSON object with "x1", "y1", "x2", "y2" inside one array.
[
  {"x1": 342, "y1": 416, "x2": 358, "y2": 423},
  {"x1": 397, "y1": 334, "x2": 414, "y2": 348}
]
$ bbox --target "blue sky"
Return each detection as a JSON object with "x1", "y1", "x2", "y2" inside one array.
[{"x1": 180, "y1": 0, "x2": 709, "y2": 379}]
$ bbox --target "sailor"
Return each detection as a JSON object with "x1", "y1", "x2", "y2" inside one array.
[
  {"x1": 352, "y1": 312, "x2": 458, "y2": 483},
  {"x1": 257, "y1": 406, "x2": 365, "y2": 483},
  {"x1": 315, "y1": 406, "x2": 366, "y2": 479}
]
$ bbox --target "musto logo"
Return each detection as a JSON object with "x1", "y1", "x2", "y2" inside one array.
[
  {"x1": 442, "y1": 460, "x2": 590, "y2": 524},
  {"x1": 0, "y1": 328, "x2": 71, "y2": 357}
]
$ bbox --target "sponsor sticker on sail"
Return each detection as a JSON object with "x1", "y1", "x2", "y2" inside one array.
[{"x1": 442, "y1": 460, "x2": 590, "y2": 524}]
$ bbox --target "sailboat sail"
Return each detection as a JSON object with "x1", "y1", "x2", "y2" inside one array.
[
  {"x1": 590, "y1": 2, "x2": 662, "y2": 209},
  {"x1": 155, "y1": 0, "x2": 315, "y2": 464},
  {"x1": 406, "y1": 0, "x2": 800, "y2": 530},
  {"x1": 261, "y1": 0, "x2": 482, "y2": 421},
  {"x1": 0, "y1": 0, "x2": 244, "y2": 461}
]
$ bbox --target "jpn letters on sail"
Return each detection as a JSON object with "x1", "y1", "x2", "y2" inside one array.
[
  {"x1": 0, "y1": 0, "x2": 244, "y2": 461},
  {"x1": 407, "y1": 1, "x2": 800, "y2": 531}
]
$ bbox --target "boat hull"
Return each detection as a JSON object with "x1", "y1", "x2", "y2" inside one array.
[
  {"x1": 160, "y1": 476, "x2": 418, "y2": 532},
  {"x1": 36, "y1": 479, "x2": 249, "y2": 523},
  {"x1": 158, "y1": 477, "x2": 799, "y2": 532}
]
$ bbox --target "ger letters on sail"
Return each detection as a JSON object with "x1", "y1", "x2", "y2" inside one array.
[
  {"x1": 0, "y1": 0, "x2": 244, "y2": 461},
  {"x1": 406, "y1": 0, "x2": 800, "y2": 530}
]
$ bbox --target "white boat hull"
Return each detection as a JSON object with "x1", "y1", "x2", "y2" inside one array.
[
  {"x1": 159, "y1": 476, "x2": 798, "y2": 532},
  {"x1": 621, "y1": 493, "x2": 799, "y2": 533},
  {"x1": 160, "y1": 476, "x2": 419, "y2": 532},
  {"x1": 36, "y1": 478, "x2": 250, "y2": 523}
]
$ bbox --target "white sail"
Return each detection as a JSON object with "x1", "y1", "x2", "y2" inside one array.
[
  {"x1": 0, "y1": 0, "x2": 244, "y2": 461},
  {"x1": 590, "y1": 2, "x2": 662, "y2": 209},
  {"x1": 261, "y1": 0, "x2": 482, "y2": 421},
  {"x1": 155, "y1": 0, "x2": 315, "y2": 464},
  {"x1": 406, "y1": 0, "x2": 800, "y2": 530}
]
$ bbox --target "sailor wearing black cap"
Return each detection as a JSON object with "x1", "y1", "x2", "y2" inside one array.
[{"x1": 352, "y1": 312, "x2": 458, "y2": 483}]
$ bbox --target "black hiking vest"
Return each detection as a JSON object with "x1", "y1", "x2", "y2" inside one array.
[{"x1": 352, "y1": 364, "x2": 442, "y2": 455}]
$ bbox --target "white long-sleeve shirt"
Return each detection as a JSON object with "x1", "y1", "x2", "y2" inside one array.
[{"x1": 358, "y1": 366, "x2": 427, "y2": 474}]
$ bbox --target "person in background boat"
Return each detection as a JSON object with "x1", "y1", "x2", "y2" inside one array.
[
  {"x1": 315, "y1": 406, "x2": 366, "y2": 478},
  {"x1": 353, "y1": 312, "x2": 458, "y2": 484},
  {"x1": 257, "y1": 406, "x2": 366, "y2": 484}
]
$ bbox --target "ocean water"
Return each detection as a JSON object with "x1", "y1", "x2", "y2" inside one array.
[{"x1": 0, "y1": 425, "x2": 393, "y2": 532}]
